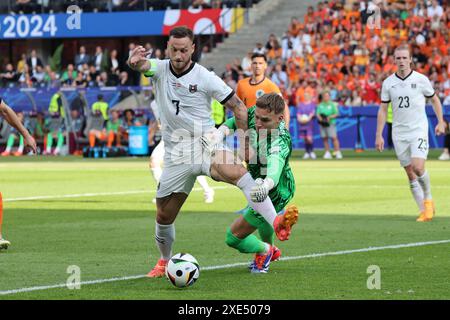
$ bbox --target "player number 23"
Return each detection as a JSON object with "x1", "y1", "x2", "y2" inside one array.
[{"x1": 398, "y1": 96, "x2": 410, "y2": 108}]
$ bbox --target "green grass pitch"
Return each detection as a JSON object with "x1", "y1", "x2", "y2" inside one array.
[{"x1": 0, "y1": 150, "x2": 449, "y2": 300}]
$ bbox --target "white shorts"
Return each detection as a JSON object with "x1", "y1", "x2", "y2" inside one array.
[
  {"x1": 156, "y1": 127, "x2": 230, "y2": 198},
  {"x1": 393, "y1": 135, "x2": 429, "y2": 167},
  {"x1": 150, "y1": 140, "x2": 165, "y2": 164}
]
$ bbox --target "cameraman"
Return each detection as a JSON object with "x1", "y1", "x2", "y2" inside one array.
[{"x1": 316, "y1": 91, "x2": 342, "y2": 159}]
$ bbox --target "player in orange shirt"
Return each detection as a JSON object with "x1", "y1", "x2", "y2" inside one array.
[{"x1": 236, "y1": 53, "x2": 290, "y2": 128}]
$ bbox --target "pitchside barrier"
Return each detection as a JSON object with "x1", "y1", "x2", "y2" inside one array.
[{"x1": 0, "y1": 87, "x2": 449, "y2": 152}]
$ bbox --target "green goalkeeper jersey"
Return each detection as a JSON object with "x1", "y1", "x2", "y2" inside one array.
[{"x1": 223, "y1": 106, "x2": 295, "y2": 212}]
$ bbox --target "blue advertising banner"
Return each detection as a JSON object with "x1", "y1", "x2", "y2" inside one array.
[
  {"x1": 0, "y1": 11, "x2": 166, "y2": 39},
  {"x1": 290, "y1": 105, "x2": 450, "y2": 150}
]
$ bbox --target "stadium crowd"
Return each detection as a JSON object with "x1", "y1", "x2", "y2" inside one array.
[
  {"x1": 222, "y1": 0, "x2": 450, "y2": 107},
  {"x1": 1, "y1": 0, "x2": 449, "y2": 158},
  {"x1": 0, "y1": 0, "x2": 260, "y2": 13}
]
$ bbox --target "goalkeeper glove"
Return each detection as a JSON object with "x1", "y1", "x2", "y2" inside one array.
[{"x1": 250, "y1": 178, "x2": 275, "y2": 202}]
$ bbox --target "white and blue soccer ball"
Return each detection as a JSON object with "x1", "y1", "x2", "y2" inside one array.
[{"x1": 166, "y1": 253, "x2": 200, "y2": 288}]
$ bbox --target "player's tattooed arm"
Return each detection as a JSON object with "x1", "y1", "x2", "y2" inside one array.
[
  {"x1": 0, "y1": 100, "x2": 37, "y2": 153},
  {"x1": 223, "y1": 94, "x2": 248, "y2": 131},
  {"x1": 127, "y1": 45, "x2": 151, "y2": 73}
]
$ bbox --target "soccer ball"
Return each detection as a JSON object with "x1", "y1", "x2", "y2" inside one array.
[
  {"x1": 300, "y1": 114, "x2": 309, "y2": 124},
  {"x1": 166, "y1": 253, "x2": 200, "y2": 288}
]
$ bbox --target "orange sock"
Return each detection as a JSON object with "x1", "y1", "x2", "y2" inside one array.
[
  {"x1": 107, "y1": 131, "x2": 115, "y2": 148},
  {"x1": 89, "y1": 132, "x2": 96, "y2": 147}
]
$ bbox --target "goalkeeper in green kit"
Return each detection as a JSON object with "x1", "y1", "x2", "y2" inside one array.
[{"x1": 211, "y1": 93, "x2": 298, "y2": 273}]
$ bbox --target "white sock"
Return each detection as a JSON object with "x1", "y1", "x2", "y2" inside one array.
[
  {"x1": 196, "y1": 176, "x2": 212, "y2": 193},
  {"x1": 17, "y1": 145, "x2": 24, "y2": 153},
  {"x1": 151, "y1": 167, "x2": 162, "y2": 184},
  {"x1": 155, "y1": 222, "x2": 175, "y2": 261},
  {"x1": 417, "y1": 171, "x2": 432, "y2": 200},
  {"x1": 5, "y1": 146, "x2": 11, "y2": 152},
  {"x1": 410, "y1": 180, "x2": 425, "y2": 212},
  {"x1": 237, "y1": 172, "x2": 277, "y2": 226}
]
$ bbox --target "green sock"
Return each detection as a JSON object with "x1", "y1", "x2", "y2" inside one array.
[
  {"x1": 57, "y1": 133, "x2": 64, "y2": 149},
  {"x1": 258, "y1": 221, "x2": 275, "y2": 245},
  {"x1": 47, "y1": 133, "x2": 53, "y2": 151},
  {"x1": 17, "y1": 136, "x2": 24, "y2": 153},
  {"x1": 225, "y1": 228, "x2": 267, "y2": 254},
  {"x1": 6, "y1": 135, "x2": 15, "y2": 151}
]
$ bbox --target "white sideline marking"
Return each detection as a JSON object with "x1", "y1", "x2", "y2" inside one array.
[
  {"x1": 6, "y1": 184, "x2": 450, "y2": 202},
  {"x1": 3, "y1": 186, "x2": 231, "y2": 202},
  {"x1": 1, "y1": 239, "x2": 449, "y2": 296}
]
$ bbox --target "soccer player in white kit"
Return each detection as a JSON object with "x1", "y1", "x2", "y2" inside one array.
[
  {"x1": 149, "y1": 98, "x2": 215, "y2": 204},
  {"x1": 375, "y1": 45, "x2": 446, "y2": 222},
  {"x1": 128, "y1": 27, "x2": 298, "y2": 277}
]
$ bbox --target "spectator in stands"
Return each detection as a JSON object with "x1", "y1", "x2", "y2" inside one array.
[
  {"x1": 427, "y1": 0, "x2": 444, "y2": 19},
  {"x1": 0, "y1": 64, "x2": 18, "y2": 88},
  {"x1": 31, "y1": 65, "x2": 46, "y2": 87},
  {"x1": 46, "y1": 71, "x2": 62, "y2": 89},
  {"x1": 438, "y1": 120, "x2": 450, "y2": 161},
  {"x1": 241, "y1": 50, "x2": 253, "y2": 77},
  {"x1": 18, "y1": 64, "x2": 33, "y2": 88},
  {"x1": 253, "y1": 42, "x2": 265, "y2": 55},
  {"x1": 16, "y1": 54, "x2": 27, "y2": 74},
  {"x1": 345, "y1": 89, "x2": 363, "y2": 107},
  {"x1": 75, "y1": 46, "x2": 91, "y2": 72},
  {"x1": 94, "y1": 46, "x2": 105, "y2": 72},
  {"x1": 266, "y1": 38, "x2": 283, "y2": 64},
  {"x1": 88, "y1": 65, "x2": 99, "y2": 87},
  {"x1": 288, "y1": 17, "x2": 302, "y2": 37},
  {"x1": 362, "y1": 72, "x2": 381, "y2": 105},
  {"x1": 109, "y1": 49, "x2": 120, "y2": 80},
  {"x1": 98, "y1": 71, "x2": 115, "y2": 87},
  {"x1": 45, "y1": 92, "x2": 65, "y2": 155},
  {"x1": 26, "y1": 50, "x2": 43, "y2": 74},
  {"x1": 144, "y1": 42, "x2": 154, "y2": 58},
  {"x1": 119, "y1": 71, "x2": 132, "y2": 86},
  {"x1": 1, "y1": 111, "x2": 25, "y2": 156},
  {"x1": 73, "y1": 72, "x2": 88, "y2": 88},
  {"x1": 271, "y1": 63, "x2": 289, "y2": 88},
  {"x1": 316, "y1": 91, "x2": 342, "y2": 159},
  {"x1": 61, "y1": 64, "x2": 78, "y2": 86},
  {"x1": 297, "y1": 92, "x2": 316, "y2": 159}
]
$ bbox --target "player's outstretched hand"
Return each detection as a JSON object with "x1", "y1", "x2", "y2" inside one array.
[
  {"x1": 127, "y1": 46, "x2": 151, "y2": 70},
  {"x1": 23, "y1": 134, "x2": 37, "y2": 154},
  {"x1": 435, "y1": 121, "x2": 446, "y2": 136},
  {"x1": 375, "y1": 135, "x2": 384, "y2": 152}
]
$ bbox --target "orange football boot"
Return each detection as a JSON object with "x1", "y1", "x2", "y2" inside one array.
[{"x1": 146, "y1": 259, "x2": 168, "y2": 278}]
